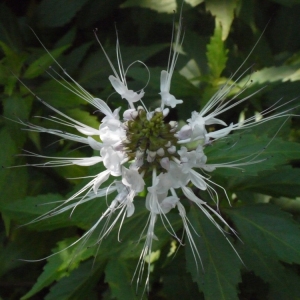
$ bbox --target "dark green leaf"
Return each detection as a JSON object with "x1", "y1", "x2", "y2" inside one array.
[
  {"x1": 36, "y1": 0, "x2": 90, "y2": 28},
  {"x1": 34, "y1": 80, "x2": 87, "y2": 108},
  {"x1": 186, "y1": 206, "x2": 241, "y2": 299},
  {"x1": 227, "y1": 204, "x2": 300, "y2": 265},
  {"x1": 238, "y1": 245, "x2": 300, "y2": 299},
  {"x1": 21, "y1": 237, "x2": 95, "y2": 300},
  {"x1": 44, "y1": 259, "x2": 103, "y2": 300},
  {"x1": 206, "y1": 133, "x2": 300, "y2": 177},
  {"x1": 23, "y1": 45, "x2": 70, "y2": 79},
  {"x1": 235, "y1": 166, "x2": 300, "y2": 198},
  {"x1": 105, "y1": 259, "x2": 140, "y2": 300}
]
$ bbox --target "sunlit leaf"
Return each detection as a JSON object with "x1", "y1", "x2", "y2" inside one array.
[
  {"x1": 120, "y1": 0, "x2": 176, "y2": 13},
  {"x1": 206, "y1": 0, "x2": 238, "y2": 40},
  {"x1": 206, "y1": 22, "x2": 228, "y2": 79}
]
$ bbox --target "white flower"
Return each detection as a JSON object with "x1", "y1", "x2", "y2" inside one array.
[{"x1": 14, "y1": 11, "x2": 297, "y2": 293}]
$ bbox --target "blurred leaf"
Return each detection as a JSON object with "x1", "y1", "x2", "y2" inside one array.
[
  {"x1": 105, "y1": 259, "x2": 140, "y2": 300},
  {"x1": 54, "y1": 27, "x2": 77, "y2": 48},
  {"x1": 34, "y1": 80, "x2": 87, "y2": 108},
  {"x1": 206, "y1": 22, "x2": 228, "y2": 78},
  {"x1": 0, "y1": 41, "x2": 27, "y2": 95},
  {"x1": 23, "y1": 45, "x2": 70, "y2": 79},
  {"x1": 44, "y1": 259, "x2": 103, "y2": 300},
  {"x1": 227, "y1": 204, "x2": 300, "y2": 265},
  {"x1": 206, "y1": 0, "x2": 238, "y2": 40},
  {"x1": 270, "y1": 0, "x2": 300, "y2": 5},
  {"x1": 270, "y1": 197, "x2": 300, "y2": 214},
  {"x1": 0, "y1": 3, "x2": 22, "y2": 50},
  {"x1": 68, "y1": 108, "x2": 100, "y2": 130},
  {"x1": 79, "y1": 44, "x2": 168, "y2": 89},
  {"x1": 63, "y1": 42, "x2": 93, "y2": 75},
  {"x1": 179, "y1": 59, "x2": 202, "y2": 86},
  {"x1": 121, "y1": 0, "x2": 176, "y2": 13},
  {"x1": 0, "y1": 128, "x2": 28, "y2": 205},
  {"x1": 186, "y1": 206, "x2": 241, "y2": 299},
  {"x1": 36, "y1": 0, "x2": 90, "y2": 28},
  {"x1": 185, "y1": 0, "x2": 205, "y2": 6},
  {"x1": 3, "y1": 95, "x2": 32, "y2": 147}
]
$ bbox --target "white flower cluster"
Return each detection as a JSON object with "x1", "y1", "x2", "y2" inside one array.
[{"x1": 18, "y1": 16, "x2": 294, "y2": 290}]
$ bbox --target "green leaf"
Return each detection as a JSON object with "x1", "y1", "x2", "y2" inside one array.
[
  {"x1": 105, "y1": 259, "x2": 140, "y2": 300},
  {"x1": 21, "y1": 237, "x2": 95, "y2": 300},
  {"x1": 0, "y1": 128, "x2": 28, "y2": 206},
  {"x1": 79, "y1": 44, "x2": 168, "y2": 89},
  {"x1": 34, "y1": 80, "x2": 87, "y2": 108},
  {"x1": 0, "y1": 3, "x2": 22, "y2": 51},
  {"x1": 185, "y1": 207, "x2": 241, "y2": 299},
  {"x1": 185, "y1": 0, "x2": 205, "y2": 6},
  {"x1": 227, "y1": 204, "x2": 300, "y2": 265},
  {"x1": 23, "y1": 45, "x2": 70, "y2": 79},
  {"x1": 0, "y1": 193, "x2": 77, "y2": 231},
  {"x1": 3, "y1": 95, "x2": 32, "y2": 147},
  {"x1": 239, "y1": 65, "x2": 300, "y2": 85},
  {"x1": 0, "y1": 228, "x2": 58, "y2": 278},
  {"x1": 120, "y1": 0, "x2": 176, "y2": 13},
  {"x1": 36, "y1": 0, "x2": 90, "y2": 28},
  {"x1": 0, "y1": 41, "x2": 27, "y2": 95},
  {"x1": 44, "y1": 259, "x2": 103, "y2": 300},
  {"x1": 206, "y1": 132, "x2": 300, "y2": 177},
  {"x1": 206, "y1": 0, "x2": 238, "y2": 40},
  {"x1": 161, "y1": 248, "x2": 203, "y2": 299},
  {"x1": 238, "y1": 245, "x2": 300, "y2": 299},
  {"x1": 206, "y1": 22, "x2": 228, "y2": 79},
  {"x1": 236, "y1": 166, "x2": 300, "y2": 198}
]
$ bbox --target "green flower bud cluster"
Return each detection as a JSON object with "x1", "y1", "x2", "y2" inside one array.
[{"x1": 124, "y1": 108, "x2": 178, "y2": 174}]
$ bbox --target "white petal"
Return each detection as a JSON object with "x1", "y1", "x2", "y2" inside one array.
[
  {"x1": 204, "y1": 117, "x2": 227, "y2": 126},
  {"x1": 87, "y1": 136, "x2": 102, "y2": 150},
  {"x1": 160, "y1": 70, "x2": 169, "y2": 92},
  {"x1": 122, "y1": 167, "x2": 145, "y2": 193},
  {"x1": 92, "y1": 98, "x2": 113, "y2": 117},
  {"x1": 74, "y1": 125, "x2": 100, "y2": 136},
  {"x1": 93, "y1": 170, "x2": 110, "y2": 194},
  {"x1": 109, "y1": 75, "x2": 126, "y2": 95},
  {"x1": 73, "y1": 156, "x2": 103, "y2": 166},
  {"x1": 126, "y1": 202, "x2": 135, "y2": 217},
  {"x1": 181, "y1": 186, "x2": 206, "y2": 205},
  {"x1": 189, "y1": 169, "x2": 207, "y2": 190},
  {"x1": 206, "y1": 123, "x2": 233, "y2": 139}
]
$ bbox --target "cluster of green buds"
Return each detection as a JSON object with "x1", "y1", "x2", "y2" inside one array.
[{"x1": 123, "y1": 107, "x2": 179, "y2": 174}]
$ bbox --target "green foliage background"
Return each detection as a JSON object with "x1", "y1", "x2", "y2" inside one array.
[{"x1": 1, "y1": 0, "x2": 300, "y2": 299}]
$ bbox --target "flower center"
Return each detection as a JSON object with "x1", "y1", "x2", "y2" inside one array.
[{"x1": 124, "y1": 108, "x2": 178, "y2": 174}]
